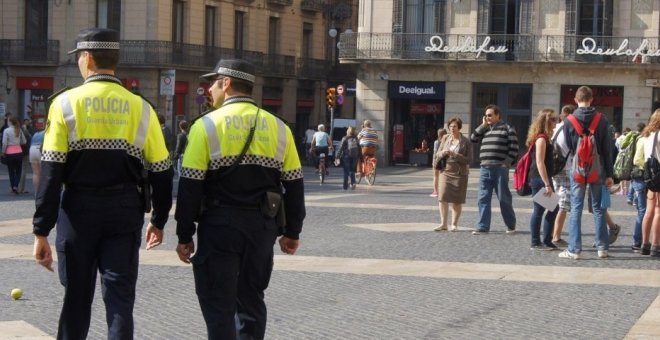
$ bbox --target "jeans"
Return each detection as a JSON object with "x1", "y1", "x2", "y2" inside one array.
[
  {"x1": 342, "y1": 156, "x2": 357, "y2": 190},
  {"x1": 529, "y1": 177, "x2": 558, "y2": 246},
  {"x1": 568, "y1": 178, "x2": 608, "y2": 253},
  {"x1": 477, "y1": 166, "x2": 516, "y2": 231},
  {"x1": 631, "y1": 178, "x2": 647, "y2": 246}
]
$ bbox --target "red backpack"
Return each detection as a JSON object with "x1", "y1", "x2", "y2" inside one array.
[
  {"x1": 566, "y1": 112, "x2": 603, "y2": 184},
  {"x1": 513, "y1": 133, "x2": 547, "y2": 196}
]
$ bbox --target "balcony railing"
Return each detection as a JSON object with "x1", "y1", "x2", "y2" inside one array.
[
  {"x1": 297, "y1": 57, "x2": 329, "y2": 79},
  {"x1": 0, "y1": 39, "x2": 333, "y2": 80},
  {"x1": 338, "y1": 33, "x2": 660, "y2": 64},
  {"x1": 300, "y1": 0, "x2": 324, "y2": 12},
  {"x1": 0, "y1": 40, "x2": 59, "y2": 65},
  {"x1": 267, "y1": 0, "x2": 293, "y2": 5},
  {"x1": 118, "y1": 40, "x2": 329, "y2": 79}
]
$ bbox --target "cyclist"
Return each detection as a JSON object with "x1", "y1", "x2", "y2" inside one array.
[
  {"x1": 357, "y1": 119, "x2": 378, "y2": 175},
  {"x1": 310, "y1": 124, "x2": 332, "y2": 174}
]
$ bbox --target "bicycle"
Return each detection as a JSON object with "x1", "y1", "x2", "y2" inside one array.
[
  {"x1": 318, "y1": 153, "x2": 326, "y2": 185},
  {"x1": 357, "y1": 154, "x2": 377, "y2": 185}
]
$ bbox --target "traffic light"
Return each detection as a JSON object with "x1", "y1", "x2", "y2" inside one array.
[{"x1": 326, "y1": 88, "x2": 336, "y2": 108}]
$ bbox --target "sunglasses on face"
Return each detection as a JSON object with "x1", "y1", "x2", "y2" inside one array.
[{"x1": 485, "y1": 114, "x2": 495, "y2": 117}]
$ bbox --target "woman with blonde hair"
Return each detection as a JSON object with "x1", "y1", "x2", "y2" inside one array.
[
  {"x1": 640, "y1": 109, "x2": 660, "y2": 255},
  {"x1": 433, "y1": 118, "x2": 470, "y2": 231},
  {"x1": 1, "y1": 116, "x2": 27, "y2": 194},
  {"x1": 527, "y1": 109, "x2": 559, "y2": 250}
]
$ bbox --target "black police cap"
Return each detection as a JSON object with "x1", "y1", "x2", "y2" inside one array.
[
  {"x1": 67, "y1": 28, "x2": 120, "y2": 55},
  {"x1": 200, "y1": 59, "x2": 255, "y2": 84}
]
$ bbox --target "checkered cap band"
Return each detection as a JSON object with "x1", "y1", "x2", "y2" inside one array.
[
  {"x1": 76, "y1": 41, "x2": 120, "y2": 50},
  {"x1": 215, "y1": 67, "x2": 255, "y2": 83}
]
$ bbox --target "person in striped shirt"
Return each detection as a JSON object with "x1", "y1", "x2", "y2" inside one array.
[
  {"x1": 470, "y1": 104, "x2": 519, "y2": 235},
  {"x1": 357, "y1": 120, "x2": 379, "y2": 175}
]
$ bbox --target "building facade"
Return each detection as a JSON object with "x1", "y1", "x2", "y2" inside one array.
[
  {"x1": 340, "y1": 0, "x2": 660, "y2": 165},
  {"x1": 0, "y1": 0, "x2": 357, "y2": 145}
]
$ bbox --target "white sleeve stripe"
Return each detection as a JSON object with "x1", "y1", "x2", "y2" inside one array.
[
  {"x1": 60, "y1": 94, "x2": 77, "y2": 142},
  {"x1": 202, "y1": 115, "x2": 221, "y2": 159},
  {"x1": 275, "y1": 118, "x2": 287, "y2": 164},
  {"x1": 134, "y1": 99, "x2": 150, "y2": 149}
]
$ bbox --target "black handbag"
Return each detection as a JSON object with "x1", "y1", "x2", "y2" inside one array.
[
  {"x1": 644, "y1": 132, "x2": 660, "y2": 192},
  {"x1": 435, "y1": 155, "x2": 447, "y2": 171}
]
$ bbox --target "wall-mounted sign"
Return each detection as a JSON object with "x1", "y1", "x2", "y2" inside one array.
[
  {"x1": 160, "y1": 69, "x2": 176, "y2": 96},
  {"x1": 425, "y1": 36, "x2": 508, "y2": 58},
  {"x1": 646, "y1": 79, "x2": 659, "y2": 87},
  {"x1": 388, "y1": 81, "x2": 445, "y2": 99},
  {"x1": 576, "y1": 37, "x2": 660, "y2": 60}
]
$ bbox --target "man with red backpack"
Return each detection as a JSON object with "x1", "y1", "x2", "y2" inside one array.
[{"x1": 558, "y1": 86, "x2": 614, "y2": 260}]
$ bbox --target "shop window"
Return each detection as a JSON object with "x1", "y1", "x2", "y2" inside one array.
[{"x1": 475, "y1": 85, "x2": 499, "y2": 109}]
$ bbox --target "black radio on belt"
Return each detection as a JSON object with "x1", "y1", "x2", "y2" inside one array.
[{"x1": 139, "y1": 168, "x2": 151, "y2": 213}]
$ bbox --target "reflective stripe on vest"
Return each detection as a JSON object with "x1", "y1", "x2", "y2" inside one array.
[
  {"x1": 60, "y1": 93, "x2": 78, "y2": 143},
  {"x1": 202, "y1": 115, "x2": 222, "y2": 159},
  {"x1": 133, "y1": 99, "x2": 152, "y2": 149},
  {"x1": 274, "y1": 118, "x2": 287, "y2": 164}
]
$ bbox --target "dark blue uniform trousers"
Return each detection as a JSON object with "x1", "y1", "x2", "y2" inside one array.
[
  {"x1": 191, "y1": 207, "x2": 279, "y2": 340},
  {"x1": 55, "y1": 188, "x2": 144, "y2": 340}
]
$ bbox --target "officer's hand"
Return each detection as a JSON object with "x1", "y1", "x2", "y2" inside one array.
[
  {"x1": 144, "y1": 223, "x2": 163, "y2": 250},
  {"x1": 278, "y1": 236, "x2": 299, "y2": 255},
  {"x1": 33, "y1": 235, "x2": 53, "y2": 272},
  {"x1": 176, "y1": 242, "x2": 195, "y2": 264}
]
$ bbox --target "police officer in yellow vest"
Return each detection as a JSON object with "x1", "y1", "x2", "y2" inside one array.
[
  {"x1": 32, "y1": 28, "x2": 173, "y2": 339},
  {"x1": 175, "y1": 59, "x2": 305, "y2": 339}
]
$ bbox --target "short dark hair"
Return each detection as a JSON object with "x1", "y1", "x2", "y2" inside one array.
[
  {"x1": 179, "y1": 120, "x2": 189, "y2": 131},
  {"x1": 229, "y1": 78, "x2": 253, "y2": 94},
  {"x1": 84, "y1": 49, "x2": 119, "y2": 69},
  {"x1": 447, "y1": 117, "x2": 463, "y2": 130},
  {"x1": 484, "y1": 104, "x2": 501, "y2": 116},
  {"x1": 157, "y1": 114, "x2": 166, "y2": 124}
]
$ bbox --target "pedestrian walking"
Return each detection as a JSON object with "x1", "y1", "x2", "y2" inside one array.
[
  {"x1": 335, "y1": 126, "x2": 361, "y2": 190},
  {"x1": 29, "y1": 126, "x2": 45, "y2": 194},
  {"x1": 557, "y1": 85, "x2": 614, "y2": 260},
  {"x1": 18, "y1": 118, "x2": 32, "y2": 193},
  {"x1": 173, "y1": 120, "x2": 188, "y2": 176},
  {"x1": 640, "y1": 109, "x2": 660, "y2": 256},
  {"x1": 470, "y1": 104, "x2": 519, "y2": 235},
  {"x1": 175, "y1": 59, "x2": 306, "y2": 339},
  {"x1": 31, "y1": 28, "x2": 173, "y2": 339},
  {"x1": 2, "y1": 116, "x2": 27, "y2": 194},
  {"x1": 551, "y1": 105, "x2": 575, "y2": 245},
  {"x1": 525, "y1": 109, "x2": 559, "y2": 250}
]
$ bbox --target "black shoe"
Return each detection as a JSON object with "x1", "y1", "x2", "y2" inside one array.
[
  {"x1": 642, "y1": 244, "x2": 651, "y2": 255},
  {"x1": 652, "y1": 245, "x2": 660, "y2": 257},
  {"x1": 530, "y1": 244, "x2": 552, "y2": 251},
  {"x1": 632, "y1": 244, "x2": 642, "y2": 253},
  {"x1": 544, "y1": 242, "x2": 559, "y2": 250}
]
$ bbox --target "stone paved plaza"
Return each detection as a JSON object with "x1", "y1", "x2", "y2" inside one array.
[{"x1": 1, "y1": 166, "x2": 659, "y2": 339}]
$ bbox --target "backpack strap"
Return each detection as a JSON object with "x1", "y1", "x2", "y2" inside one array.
[
  {"x1": 587, "y1": 112, "x2": 602, "y2": 134},
  {"x1": 566, "y1": 114, "x2": 584, "y2": 135}
]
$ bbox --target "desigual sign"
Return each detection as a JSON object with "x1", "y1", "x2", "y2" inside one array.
[{"x1": 388, "y1": 81, "x2": 445, "y2": 99}]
